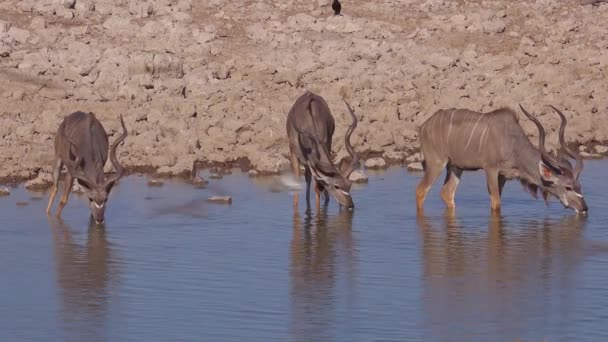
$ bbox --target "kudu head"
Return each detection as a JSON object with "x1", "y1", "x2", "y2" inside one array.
[
  {"x1": 292, "y1": 99, "x2": 360, "y2": 209},
  {"x1": 63, "y1": 115, "x2": 128, "y2": 224},
  {"x1": 519, "y1": 105, "x2": 587, "y2": 214}
]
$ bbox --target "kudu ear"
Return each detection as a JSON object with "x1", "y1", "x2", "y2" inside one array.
[
  {"x1": 539, "y1": 161, "x2": 559, "y2": 184},
  {"x1": 76, "y1": 177, "x2": 94, "y2": 191},
  {"x1": 104, "y1": 179, "x2": 118, "y2": 194}
]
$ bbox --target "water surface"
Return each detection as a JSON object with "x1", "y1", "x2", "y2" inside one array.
[{"x1": 1, "y1": 162, "x2": 607, "y2": 341}]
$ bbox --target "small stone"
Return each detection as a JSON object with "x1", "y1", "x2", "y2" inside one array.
[
  {"x1": 580, "y1": 151, "x2": 600, "y2": 158},
  {"x1": 482, "y1": 19, "x2": 506, "y2": 34},
  {"x1": 594, "y1": 145, "x2": 608, "y2": 154},
  {"x1": 0, "y1": 187, "x2": 10, "y2": 196},
  {"x1": 407, "y1": 162, "x2": 424, "y2": 172},
  {"x1": 16, "y1": 201, "x2": 29, "y2": 206},
  {"x1": 75, "y1": 0, "x2": 95, "y2": 12},
  {"x1": 365, "y1": 157, "x2": 387, "y2": 169},
  {"x1": 207, "y1": 196, "x2": 232, "y2": 204},
  {"x1": 147, "y1": 179, "x2": 164, "y2": 187},
  {"x1": 61, "y1": 0, "x2": 76, "y2": 9},
  {"x1": 406, "y1": 153, "x2": 422, "y2": 162},
  {"x1": 349, "y1": 169, "x2": 369, "y2": 184},
  {"x1": 248, "y1": 169, "x2": 260, "y2": 177},
  {"x1": 192, "y1": 176, "x2": 208, "y2": 188},
  {"x1": 30, "y1": 17, "x2": 46, "y2": 30}
]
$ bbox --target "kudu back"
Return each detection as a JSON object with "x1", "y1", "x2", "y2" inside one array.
[
  {"x1": 46, "y1": 111, "x2": 128, "y2": 224},
  {"x1": 415, "y1": 105, "x2": 587, "y2": 213},
  {"x1": 286, "y1": 91, "x2": 360, "y2": 209}
]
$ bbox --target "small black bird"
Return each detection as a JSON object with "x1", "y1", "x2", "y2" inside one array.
[{"x1": 332, "y1": 0, "x2": 342, "y2": 16}]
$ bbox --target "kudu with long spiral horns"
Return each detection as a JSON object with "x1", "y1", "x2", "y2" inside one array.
[
  {"x1": 46, "y1": 111, "x2": 128, "y2": 224},
  {"x1": 416, "y1": 105, "x2": 587, "y2": 213}
]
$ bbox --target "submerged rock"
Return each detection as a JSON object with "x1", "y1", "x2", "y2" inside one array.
[
  {"x1": 147, "y1": 179, "x2": 164, "y2": 187},
  {"x1": 207, "y1": 196, "x2": 232, "y2": 204},
  {"x1": 16, "y1": 201, "x2": 28, "y2": 206},
  {"x1": 192, "y1": 176, "x2": 209, "y2": 188},
  {"x1": 0, "y1": 187, "x2": 10, "y2": 196},
  {"x1": 209, "y1": 173, "x2": 223, "y2": 180},
  {"x1": 365, "y1": 157, "x2": 387, "y2": 169},
  {"x1": 349, "y1": 169, "x2": 369, "y2": 184}
]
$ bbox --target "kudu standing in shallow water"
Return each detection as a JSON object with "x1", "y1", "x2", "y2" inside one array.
[
  {"x1": 286, "y1": 91, "x2": 360, "y2": 209},
  {"x1": 46, "y1": 111, "x2": 128, "y2": 224},
  {"x1": 416, "y1": 105, "x2": 587, "y2": 213}
]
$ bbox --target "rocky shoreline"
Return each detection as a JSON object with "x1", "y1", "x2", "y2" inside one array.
[{"x1": 1, "y1": 0, "x2": 608, "y2": 190}]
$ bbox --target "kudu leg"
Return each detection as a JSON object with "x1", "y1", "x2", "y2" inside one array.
[
  {"x1": 498, "y1": 174, "x2": 507, "y2": 196},
  {"x1": 290, "y1": 153, "x2": 300, "y2": 208},
  {"x1": 46, "y1": 159, "x2": 63, "y2": 215},
  {"x1": 304, "y1": 167, "x2": 312, "y2": 207},
  {"x1": 56, "y1": 174, "x2": 74, "y2": 218},
  {"x1": 416, "y1": 160, "x2": 446, "y2": 211},
  {"x1": 486, "y1": 169, "x2": 502, "y2": 211},
  {"x1": 440, "y1": 166, "x2": 463, "y2": 209},
  {"x1": 314, "y1": 181, "x2": 328, "y2": 208}
]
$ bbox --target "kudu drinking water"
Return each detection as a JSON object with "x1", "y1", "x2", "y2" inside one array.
[
  {"x1": 46, "y1": 111, "x2": 128, "y2": 224},
  {"x1": 415, "y1": 105, "x2": 587, "y2": 213},
  {"x1": 286, "y1": 92, "x2": 360, "y2": 209}
]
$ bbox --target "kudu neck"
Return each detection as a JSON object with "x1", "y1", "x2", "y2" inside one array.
[{"x1": 516, "y1": 141, "x2": 543, "y2": 186}]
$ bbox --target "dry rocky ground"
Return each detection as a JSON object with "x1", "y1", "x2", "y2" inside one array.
[{"x1": 1, "y1": 0, "x2": 608, "y2": 189}]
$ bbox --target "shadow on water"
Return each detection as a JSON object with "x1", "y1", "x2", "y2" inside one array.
[
  {"x1": 416, "y1": 210, "x2": 590, "y2": 340},
  {"x1": 47, "y1": 217, "x2": 120, "y2": 342},
  {"x1": 289, "y1": 206, "x2": 357, "y2": 342}
]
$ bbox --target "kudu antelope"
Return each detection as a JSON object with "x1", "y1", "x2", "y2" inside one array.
[
  {"x1": 416, "y1": 105, "x2": 587, "y2": 213},
  {"x1": 46, "y1": 111, "x2": 128, "y2": 224},
  {"x1": 286, "y1": 92, "x2": 360, "y2": 209}
]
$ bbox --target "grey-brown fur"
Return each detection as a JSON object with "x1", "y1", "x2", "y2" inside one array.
[
  {"x1": 46, "y1": 111, "x2": 128, "y2": 224},
  {"x1": 415, "y1": 106, "x2": 587, "y2": 213},
  {"x1": 286, "y1": 91, "x2": 360, "y2": 209}
]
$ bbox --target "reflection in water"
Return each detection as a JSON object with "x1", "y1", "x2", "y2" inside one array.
[
  {"x1": 417, "y1": 210, "x2": 588, "y2": 340},
  {"x1": 48, "y1": 217, "x2": 120, "y2": 342},
  {"x1": 289, "y1": 207, "x2": 357, "y2": 342}
]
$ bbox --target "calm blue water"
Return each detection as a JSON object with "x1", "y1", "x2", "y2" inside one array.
[{"x1": 1, "y1": 162, "x2": 607, "y2": 342}]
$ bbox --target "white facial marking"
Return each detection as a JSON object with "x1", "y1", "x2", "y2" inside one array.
[
  {"x1": 93, "y1": 202, "x2": 104, "y2": 209},
  {"x1": 573, "y1": 191, "x2": 583, "y2": 198},
  {"x1": 339, "y1": 190, "x2": 349, "y2": 196}
]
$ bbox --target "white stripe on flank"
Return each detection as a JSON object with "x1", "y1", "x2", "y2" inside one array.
[
  {"x1": 446, "y1": 109, "x2": 457, "y2": 153},
  {"x1": 438, "y1": 111, "x2": 445, "y2": 152},
  {"x1": 464, "y1": 113, "x2": 485, "y2": 149},
  {"x1": 427, "y1": 114, "x2": 438, "y2": 145},
  {"x1": 478, "y1": 114, "x2": 495, "y2": 152},
  {"x1": 446, "y1": 109, "x2": 456, "y2": 142}
]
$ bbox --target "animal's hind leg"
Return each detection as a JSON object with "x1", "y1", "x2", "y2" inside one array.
[
  {"x1": 46, "y1": 158, "x2": 63, "y2": 215},
  {"x1": 440, "y1": 166, "x2": 463, "y2": 209},
  {"x1": 416, "y1": 159, "x2": 447, "y2": 212},
  {"x1": 498, "y1": 174, "x2": 507, "y2": 196},
  {"x1": 290, "y1": 153, "x2": 300, "y2": 208},
  {"x1": 486, "y1": 168, "x2": 502, "y2": 212},
  {"x1": 56, "y1": 174, "x2": 74, "y2": 218}
]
